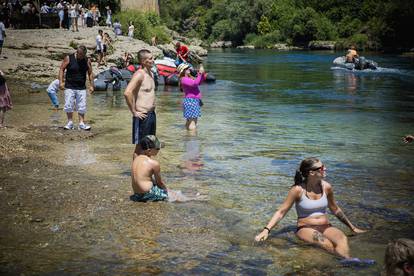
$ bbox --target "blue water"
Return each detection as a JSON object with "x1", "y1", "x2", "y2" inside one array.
[
  {"x1": 10, "y1": 49, "x2": 414, "y2": 275},
  {"x1": 151, "y1": 49, "x2": 414, "y2": 275}
]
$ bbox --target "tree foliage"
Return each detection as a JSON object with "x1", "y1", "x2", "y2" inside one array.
[
  {"x1": 159, "y1": 0, "x2": 414, "y2": 50},
  {"x1": 113, "y1": 11, "x2": 171, "y2": 44}
]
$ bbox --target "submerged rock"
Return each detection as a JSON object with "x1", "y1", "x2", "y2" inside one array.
[{"x1": 237, "y1": 45, "x2": 255, "y2": 49}]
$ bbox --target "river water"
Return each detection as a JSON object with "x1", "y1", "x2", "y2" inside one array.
[{"x1": 5, "y1": 49, "x2": 414, "y2": 275}]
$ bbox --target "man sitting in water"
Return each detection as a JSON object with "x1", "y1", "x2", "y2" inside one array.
[
  {"x1": 345, "y1": 45, "x2": 359, "y2": 63},
  {"x1": 130, "y1": 135, "x2": 168, "y2": 202}
]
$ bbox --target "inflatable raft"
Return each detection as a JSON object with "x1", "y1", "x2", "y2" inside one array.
[
  {"x1": 94, "y1": 58, "x2": 216, "y2": 91},
  {"x1": 333, "y1": 56, "x2": 378, "y2": 70}
]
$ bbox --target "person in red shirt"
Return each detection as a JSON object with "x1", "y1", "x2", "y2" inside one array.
[{"x1": 175, "y1": 42, "x2": 189, "y2": 66}]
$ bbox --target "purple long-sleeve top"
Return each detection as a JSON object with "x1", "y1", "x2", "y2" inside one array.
[{"x1": 180, "y1": 73, "x2": 206, "y2": 99}]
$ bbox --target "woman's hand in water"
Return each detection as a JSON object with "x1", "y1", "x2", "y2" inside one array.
[
  {"x1": 351, "y1": 227, "x2": 367, "y2": 234},
  {"x1": 254, "y1": 230, "x2": 269, "y2": 242}
]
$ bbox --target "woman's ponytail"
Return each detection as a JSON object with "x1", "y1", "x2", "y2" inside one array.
[
  {"x1": 294, "y1": 170, "x2": 304, "y2": 185},
  {"x1": 294, "y1": 157, "x2": 320, "y2": 186}
]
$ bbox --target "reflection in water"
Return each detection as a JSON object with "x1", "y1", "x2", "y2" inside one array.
[
  {"x1": 106, "y1": 89, "x2": 125, "y2": 108},
  {"x1": 345, "y1": 73, "x2": 358, "y2": 93},
  {"x1": 182, "y1": 132, "x2": 204, "y2": 173},
  {"x1": 332, "y1": 70, "x2": 359, "y2": 94},
  {"x1": 49, "y1": 110, "x2": 61, "y2": 126},
  {"x1": 64, "y1": 141, "x2": 97, "y2": 165}
]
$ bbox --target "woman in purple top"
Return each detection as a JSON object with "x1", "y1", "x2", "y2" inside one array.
[{"x1": 177, "y1": 63, "x2": 206, "y2": 130}]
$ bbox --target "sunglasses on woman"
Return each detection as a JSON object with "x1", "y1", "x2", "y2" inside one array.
[{"x1": 310, "y1": 165, "x2": 325, "y2": 172}]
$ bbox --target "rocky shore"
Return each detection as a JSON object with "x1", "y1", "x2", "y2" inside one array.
[{"x1": 1, "y1": 27, "x2": 207, "y2": 84}]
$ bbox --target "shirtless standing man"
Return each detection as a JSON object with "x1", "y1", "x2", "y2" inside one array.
[{"x1": 124, "y1": 49, "x2": 156, "y2": 159}]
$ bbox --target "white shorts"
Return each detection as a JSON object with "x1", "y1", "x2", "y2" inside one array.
[{"x1": 64, "y1": 89, "x2": 87, "y2": 114}]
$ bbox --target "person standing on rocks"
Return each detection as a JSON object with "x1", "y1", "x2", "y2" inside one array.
[
  {"x1": 69, "y1": 0, "x2": 79, "y2": 32},
  {"x1": 96, "y1": 29, "x2": 104, "y2": 66},
  {"x1": 102, "y1": 32, "x2": 111, "y2": 66},
  {"x1": 0, "y1": 18, "x2": 6, "y2": 58},
  {"x1": 124, "y1": 49, "x2": 156, "y2": 159},
  {"x1": 0, "y1": 70, "x2": 12, "y2": 128},
  {"x1": 113, "y1": 19, "x2": 122, "y2": 37},
  {"x1": 57, "y1": 0, "x2": 64, "y2": 29},
  {"x1": 128, "y1": 21, "x2": 134, "y2": 40},
  {"x1": 105, "y1": 6, "x2": 112, "y2": 27},
  {"x1": 59, "y1": 45, "x2": 94, "y2": 130}
]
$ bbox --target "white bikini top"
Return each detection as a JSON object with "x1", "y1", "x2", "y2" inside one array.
[{"x1": 295, "y1": 183, "x2": 328, "y2": 219}]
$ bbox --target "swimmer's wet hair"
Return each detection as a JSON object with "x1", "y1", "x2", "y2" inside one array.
[{"x1": 140, "y1": 135, "x2": 161, "y2": 150}]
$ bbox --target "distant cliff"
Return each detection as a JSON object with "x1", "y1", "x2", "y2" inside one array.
[{"x1": 121, "y1": 0, "x2": 159, "y2": 14}]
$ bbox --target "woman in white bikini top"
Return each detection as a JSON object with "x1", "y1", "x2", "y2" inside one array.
[{"x1": 254, "y1": 157, "x2": 369, "y2": 263}]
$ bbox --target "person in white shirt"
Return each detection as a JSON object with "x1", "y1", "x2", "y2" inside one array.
[
  {"x1": 0, "y1": 20, "x2": 5, "y2": 58},
  {"x1": 40, "y1": 3, "x2": 50, "y2": 13},
  {"x1": 128, "y1": 21, "x2": 134, "y2": 40},
  {"x1": 105, "y1": 6, "x2": 112, "y2": 27},
  {"x1": 21, "y1": 3, "x2": 31, "y2": 14},
  {"x1": 69, "y1": 0, "x2": 79, "y2": 32},
  {"x1": 96, "y1": 29, "x2": 104, "y2": 65},
  {"x1": 57, "y1": 1, "x2": 64, "y2": 28}
]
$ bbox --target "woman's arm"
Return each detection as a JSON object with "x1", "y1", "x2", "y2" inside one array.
[
  {"x1": 182, "y1": 73, "x2": 206, "y2": 88},
  {"x1": 254, "y1": 186, "x2": 301, "y2": 241},
  {"x1": 326, "y1": 182, "x2": 366, "y2": 233}
]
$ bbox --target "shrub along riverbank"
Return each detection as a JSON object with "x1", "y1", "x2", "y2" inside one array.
[
  {"x1": 159, "y1": 0, "x2": 414, "y2": 51},
  {"x1": 113, "y1": 11, "x2": 172, "y2": 45}
]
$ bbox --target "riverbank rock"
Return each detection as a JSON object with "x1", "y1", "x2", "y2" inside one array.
[
  {"x1": 1, "y1": 27, "x2": 161, "y2": 83},
  {"x1": 210, "y1": 41, "x2": 233, "y2": 48},
  {"x1": 308, "y1": 40, "x2": 336, "y2": 50},
  {"x1": 401, "y1": 48, "x2": 414, "y2": 57},
  {"x1": 237, "y1": 45, "x2": 255, "y2": 49},
  {"x1": 271, "y1": 43, "x2": 301, "y2": 50}
]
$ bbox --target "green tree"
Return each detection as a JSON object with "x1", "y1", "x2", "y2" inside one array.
[{"x1": 257, "y1": 15, "x2": 272, "y2": 35}]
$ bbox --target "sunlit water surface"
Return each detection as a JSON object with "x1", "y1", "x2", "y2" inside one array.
[{"x1": 10, "y1": 49, "x2": 414, "y2": 275}]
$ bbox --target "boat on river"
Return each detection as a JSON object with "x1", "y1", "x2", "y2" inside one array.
[{"x1": 333, "y1": 56, "x2": 378, "y2": 70}]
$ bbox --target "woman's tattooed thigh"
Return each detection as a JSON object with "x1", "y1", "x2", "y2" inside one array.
[{"x1": 312, "y1": 231, "x2": 325, "y2": 242}]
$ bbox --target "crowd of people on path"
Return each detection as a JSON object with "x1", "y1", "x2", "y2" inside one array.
[{"x1": 0, "y1": 0, "x2": 112, "y2": 30}]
